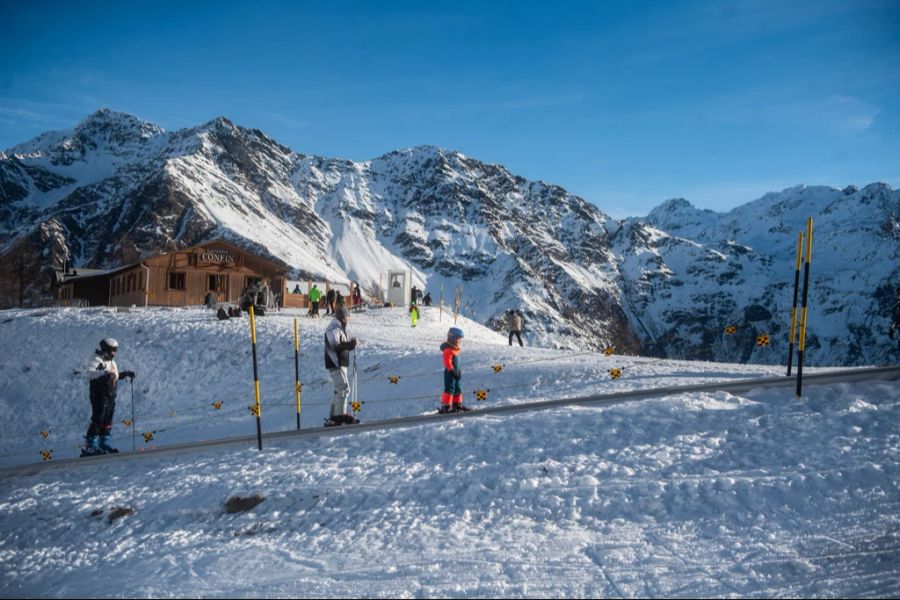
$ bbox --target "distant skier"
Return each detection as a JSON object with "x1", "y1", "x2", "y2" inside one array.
[
  {"x1": 889, "y1": 287, "x2": 900, "y2": 351},
  {"x1": 409, "y1": 303, "x2": 420, "y2": 327},
  {"x1": 351, "y1": 281, "x2": 362, "y2": 309},
  {"x1": 308, "y1": 284, "x2": 322, "y2": 318},
  {"x1": 439, "y1": 327, "x2": 470, "y2": 413},
  {"x1": 325, "y1": 287, "x2": 335, "y2": 316},
  {"x1": 423, "y1": 292, "x2": 432, "y2": 307},
  {"x1": 83, "y1": 338, "x2": 135, "y2": 456},
  {"x1": 324, "y1": 306, "x2": 360, "y2": 426},
  {"x1": 504, "y1": 309, "x2": 525, "y2": 347},
  {"x1": 411, "y1": 285, "x2": 419, "y2": 305}
]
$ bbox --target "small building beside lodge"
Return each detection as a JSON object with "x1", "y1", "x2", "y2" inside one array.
[{"x1": 57, "y1": 240, "x2": 291, "y2": 308}]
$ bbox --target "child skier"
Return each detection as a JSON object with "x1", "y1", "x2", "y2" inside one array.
[
  {"x1": 439, "y1": 327, "x2": 470, "y2": 413},
  {"x1": 409, "y1": 303, "x2": 420, "y2": 327}
]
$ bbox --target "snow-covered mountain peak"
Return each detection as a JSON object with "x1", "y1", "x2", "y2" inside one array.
[{"x1": 2, "y1": 110, "x2": 898, "y2": 366}]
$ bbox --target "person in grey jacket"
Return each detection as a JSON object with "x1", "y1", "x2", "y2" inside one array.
[
  {"x1": 505, "y1": 309, "x2": 525, "y2": 347},
  {"x1": 889, "y1": 287, "x2": 900, "y2": 351},
  {"x1": 324, "y1": 306, "x2": 359, "y2": 425}
]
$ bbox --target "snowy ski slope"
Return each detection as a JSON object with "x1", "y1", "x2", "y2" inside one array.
[{"x1": 0, "y1": 306, "x2": 897, "y2": 597}]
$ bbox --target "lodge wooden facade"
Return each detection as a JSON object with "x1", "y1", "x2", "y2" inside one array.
[{"x1": 57, "y1": 241, "x2": 290, "y2": 308}]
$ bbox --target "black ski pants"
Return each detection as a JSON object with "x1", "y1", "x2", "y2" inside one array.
[
  {"x1": 87, "y1": 393, "x2": 116, "y2": 438},
  {"x1": 509, "y1": 331, "x2": 523, "y2": 346}
]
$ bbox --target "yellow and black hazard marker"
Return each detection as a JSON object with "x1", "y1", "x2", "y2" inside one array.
[
  {"x1": 492, "y1": 364, "x2": 504, "y2": 374},
  {"x1": 610, "y1": 368, "x2": 623, "y2": 379},
  {"x1": 122, "y1": 419, "x2": 133, "y2": 427},
  {"x1": 143, "y1": 431, "x2": 155, "y2": 443},
  {"x1": 725, "y1": 325, "x2": 737, "y2": 335},
  {"x1": 389, "y1": 376, "x2": 401, "y2": 384},
  {"x1": 756, "y1": 334, "x2": 771, "y2": 347},
  {"x1": 40, "y1": 430, "x2": 50, "y2": 439},
  {"x1": 248, "y1": 404, "x2": 261, "y2": 417},
  {"x1": 604, "y1": 347, "x2": 615, "y2": 356},
  {"x1": 212, "y1": 401, "x2": 223, "y2": 410},
  {"x1": 474, "y1": 389, "x2": 489, "y2": 401},
  {"x1": 41, "y1": 450, "x2": 52, "y2": 461},
  {"x1": 351, "y1": 401, "x2": 363, "y2": 413}
]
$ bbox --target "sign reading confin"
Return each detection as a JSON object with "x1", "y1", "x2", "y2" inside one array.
[{"x1": 200, "y1": 250, "x2": 236, "y2": 264}]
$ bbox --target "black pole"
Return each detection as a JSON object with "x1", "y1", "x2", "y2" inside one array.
[
  {"x1": 787, "y1": 231, "x2": 804, "y2": 375},
  {"x1": 250, "y1": 305, "x2": 263, "y2": 450},
  {"x1": 294, "y1": 318, "x2": 301, "y2": 430},
  {"x1": 796, "y1": 218, "x2": 813, "y2": 398}
]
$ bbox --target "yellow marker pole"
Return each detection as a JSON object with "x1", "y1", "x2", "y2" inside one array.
[
  {"x1": 786, "y1": 231, "x2": 805, "y2": 375},
  {"x1": 294, "y1": 318, "x2": 301, "y2": 430},
  {"x1": 249, "y1": 305, "x2": 263, "y2": 449},
  {"x1": 796, "y1": 218, "x2": 813, "y2": 398}
]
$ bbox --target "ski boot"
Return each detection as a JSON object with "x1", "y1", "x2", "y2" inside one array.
[
  {"x1": 324, "y1": 414, "x2": 360, "y2": 427},
  {"x1": 98, "y1": 435, "x2": 119, "y2": 454},
  {"x1": 438, "y1": 405, "x2": 455, "y2": 414},
  {"x1": 453, "y1": 403, "x2": 472, "y2": 412},
  {"x1": 80, "y1": 435, "x2": 106, "y2": 457}
]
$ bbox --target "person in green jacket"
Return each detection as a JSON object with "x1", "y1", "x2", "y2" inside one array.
[{"x1": 308, "y1": 284, "x2": 322, "y2": 318}]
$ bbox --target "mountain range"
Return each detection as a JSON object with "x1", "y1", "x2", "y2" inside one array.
[{"x1": 1, "y1": 109, "x2": 898, "y2": 366}]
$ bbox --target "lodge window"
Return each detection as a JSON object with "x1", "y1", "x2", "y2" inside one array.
[
  {"x1": 188, "y1": 254, "x2": 198, "y2": 267},
  {"x1": 169, "y1": 272, "x2": 186, "y2": 290},
  {"x1": 208, "y1": 274, "x2": 226, "y2": 292}
]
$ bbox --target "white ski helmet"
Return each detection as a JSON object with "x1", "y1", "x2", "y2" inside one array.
[{"x1": 99, "y1": 338, "x2": 119, "y2": 354}]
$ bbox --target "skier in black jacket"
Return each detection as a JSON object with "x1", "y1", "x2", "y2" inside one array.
[{"x1": 83, "y1": 338, "x2": 136, "y2": 456}]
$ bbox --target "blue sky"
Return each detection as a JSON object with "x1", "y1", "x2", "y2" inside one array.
[{"x1": 2, "y1": 0, "x2": 899, "y2": 217}]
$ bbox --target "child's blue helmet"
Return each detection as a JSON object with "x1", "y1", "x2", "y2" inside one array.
[{"x1": 448, "y1": 327, "x2": 464, "y2": 340}]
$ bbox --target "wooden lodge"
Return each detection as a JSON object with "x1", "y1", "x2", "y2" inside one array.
[{"x1": 57, "y1": 240, "x2": 290, "y2": 308}]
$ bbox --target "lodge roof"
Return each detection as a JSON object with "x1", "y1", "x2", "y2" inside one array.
[{"x1": 58, "y1": 239, "x2": 290, "y2": 283}]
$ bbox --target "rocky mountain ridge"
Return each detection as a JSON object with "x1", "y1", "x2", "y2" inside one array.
[{"x1": 2, "y1": 109, "x2": 898, "y2": 366}]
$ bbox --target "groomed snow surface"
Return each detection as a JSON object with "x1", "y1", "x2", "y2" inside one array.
[{"x1": 0, "y1": 306, "x2": 898, "y2": 598}]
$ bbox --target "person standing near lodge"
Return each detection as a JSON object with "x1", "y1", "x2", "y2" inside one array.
[
  {"x1": 352, "y1": 281, "x2": 362, "y2": 309},
  {"x1": 325, "y1": 287, "x2": 336, "y2": 316},
  {"x1": 505, "y1": 309, "x2": 525, "y2": 347},
  {"x1": 423, "y1": 292, "x2": 432, "y2": 307},
  {"x1": 324, "y1": 306, "x2": 359, "y2": 426},
  {"x1": 889, "y1": 287, "x2": 900, "y2": 351},
  {"x1": 83, "y1": 338, "x2": 135, "y2": 456},
  {"x1": 308, "y1": 284, "x2": 322, "y2": 318}
]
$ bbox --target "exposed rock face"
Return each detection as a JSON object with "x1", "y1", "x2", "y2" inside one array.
[{"x1": 2, "y1": 110, "x2": 898, "y2": 365}]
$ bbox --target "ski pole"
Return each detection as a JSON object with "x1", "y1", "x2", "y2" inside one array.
[{"x1": 130, "y1": 378, "x2": 136, "y2": 452}]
